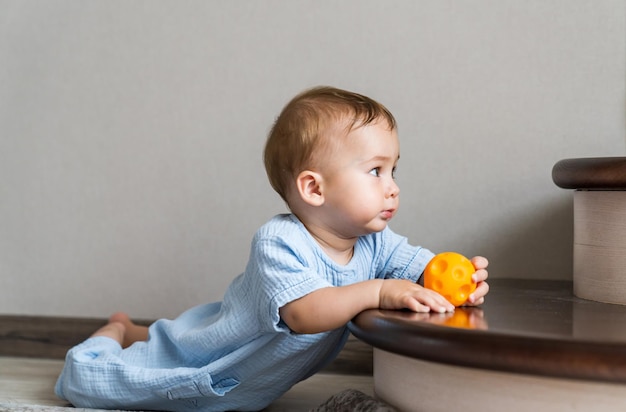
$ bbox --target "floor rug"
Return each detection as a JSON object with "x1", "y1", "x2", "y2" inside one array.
[{"x1": 0, "y1": 390, "x2": 397, "y2": 412}]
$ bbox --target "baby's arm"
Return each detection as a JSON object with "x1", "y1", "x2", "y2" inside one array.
[{"x1": 279, "y1": 279, "x2": 455, "y2": 334}]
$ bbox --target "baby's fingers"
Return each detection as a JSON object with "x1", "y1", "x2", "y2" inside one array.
[
  {"x1": 470, "y1": 256, "x2": 489, "y2": 271},
  {"x1": 407, "y1": 290, "x2": 455, "y2": 313},
  {"x1": 472, "y1": 268, "x2": 488, "y2": 283},
  {"x1": 402, "y1": 299, "x2": 432, "y2": 313},
  {"x1": 467, "y1": 280, "x2": 489, "y2": 305}
]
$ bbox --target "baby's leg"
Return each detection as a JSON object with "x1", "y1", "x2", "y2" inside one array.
[
  {"x1": 89, "y1": 313, "x2": 150, "y2": 348},
  {"x1": 108, "y1": 312, "x2": 150, "y2": 348},
  {"x1": 90, "y1": 320, "x2": 126, "y2": 345}
]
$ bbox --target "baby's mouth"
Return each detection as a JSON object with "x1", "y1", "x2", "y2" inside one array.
[{"x1": 381, "y1": 209, "x2": 395, "y2": 220}]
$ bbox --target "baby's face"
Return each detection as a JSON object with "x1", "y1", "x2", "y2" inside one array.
[{"x1": 318, "y1": 119, "x2": 400, "y2": 237}]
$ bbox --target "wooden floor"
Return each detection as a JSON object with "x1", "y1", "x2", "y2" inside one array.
[{"x1": 0, "y1": 356, "x2": 374, "y2": 411}]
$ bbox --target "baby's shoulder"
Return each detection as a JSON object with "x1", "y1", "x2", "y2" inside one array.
[
  {"x1": 250, "y1": 214, "x2": 311, "y2": 254},
  {"x1": 254, "y1": 214, "x2": 305, "y2": 241}
]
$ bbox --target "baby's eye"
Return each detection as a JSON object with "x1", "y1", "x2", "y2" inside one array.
[
  {"x1": 392, "y1": 167, "x2": 397, "y2": 179},
  {"x1": 369, "y1": 167, "x2": 380, "y2": 177}
]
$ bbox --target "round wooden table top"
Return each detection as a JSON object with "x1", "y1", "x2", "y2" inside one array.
[
  {"x1": 552, "y1": 157, "x2": 626, "y2": 189},
  {"x1": 349, "y1": 279, "x2": 626, "y2": 383}
]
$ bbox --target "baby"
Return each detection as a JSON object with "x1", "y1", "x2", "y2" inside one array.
[{"x1": 55, "y1": 86, "x2": 489, "y2": 411}]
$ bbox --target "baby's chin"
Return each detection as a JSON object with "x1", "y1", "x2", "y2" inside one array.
[{"x1": 362, "y1": 220, "x2": 390, "y2": 235}]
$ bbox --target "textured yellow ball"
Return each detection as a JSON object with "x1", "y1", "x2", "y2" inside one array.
[{"x1": 424, "y1": 252, "x2": 476, "y2": 306}]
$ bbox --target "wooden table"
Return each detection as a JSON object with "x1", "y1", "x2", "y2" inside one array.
[{"x1": 349, "y1": 279, "x2": 626, "y2": 412}]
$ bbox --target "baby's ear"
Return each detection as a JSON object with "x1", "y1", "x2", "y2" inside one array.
[{"x1": 295, "y1": 170, "x2": 324, "y2": 206}]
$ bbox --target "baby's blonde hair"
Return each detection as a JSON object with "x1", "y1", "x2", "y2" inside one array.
[{"x1": 264, "y1": 86, "x2": 396, "y2": 202}]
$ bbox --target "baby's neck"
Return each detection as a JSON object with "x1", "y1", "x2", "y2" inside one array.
[
  {"x1": 321, "y1": 243, "x2": 354, "y2": 265},
  {"x1": 302, "y1": 221, "x2": 357, "y2": 265}
]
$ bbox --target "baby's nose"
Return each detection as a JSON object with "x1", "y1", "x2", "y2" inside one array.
[{"x1": 387, "y1": 181, "x2": 400, "y2": 198}]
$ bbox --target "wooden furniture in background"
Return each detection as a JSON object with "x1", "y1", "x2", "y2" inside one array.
[{"x1": 553, "y1": 157, "x2": 626, "y2": 304}]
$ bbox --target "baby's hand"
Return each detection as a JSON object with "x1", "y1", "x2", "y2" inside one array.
[
  {"x1": 379, "y1": 279, "x2": 455, "y2": 313},
  {"x1": 465, "y1": 256, "x2": 489, "y2": 306}
]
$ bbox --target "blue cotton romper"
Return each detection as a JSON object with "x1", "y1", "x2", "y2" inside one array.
[{"x1": 55, "y1": 214, "x2": 434, "y2": 412}]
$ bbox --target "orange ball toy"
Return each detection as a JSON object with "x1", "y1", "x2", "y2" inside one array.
[{"x1": 424, "y1": 252, "x2": 476, "y2": 306}]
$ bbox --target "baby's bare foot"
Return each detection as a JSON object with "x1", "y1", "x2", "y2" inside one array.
[
  {"x1": 109, "y1": 312, "x2": 147, "y2": 348},
  {"x1": 109, "y1": 312, "x2": 131, "y2": 325},
  {"x1": 91, "y1": 321, "x2": 126, "y2": 345}
]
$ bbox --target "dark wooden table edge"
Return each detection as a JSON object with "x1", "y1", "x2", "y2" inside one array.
[{"x1": 349, "y1": 279, "x2": 626, "y2": 384}]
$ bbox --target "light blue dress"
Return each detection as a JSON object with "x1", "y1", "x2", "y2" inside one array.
[{"x1": 55, "y1": 214, "x2": 434, "y2": 411}]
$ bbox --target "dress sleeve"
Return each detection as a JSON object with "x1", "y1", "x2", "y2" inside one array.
[
  {"x1": 246, "y1": 235, "x2": 333, "y2": 333},
  {"x1": 377, "y1": 227, "x2": 435, "y2": 282}
]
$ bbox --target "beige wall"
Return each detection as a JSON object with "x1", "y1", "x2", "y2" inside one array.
[{"x1": 1, "y1": 0, "x2": 624, "y2": 319}]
